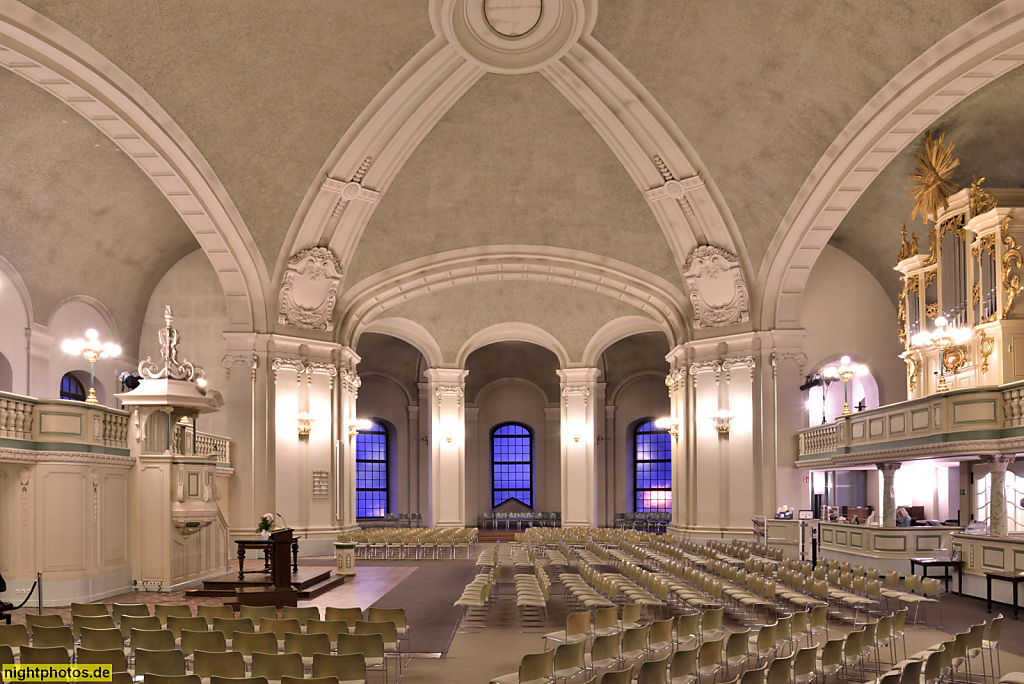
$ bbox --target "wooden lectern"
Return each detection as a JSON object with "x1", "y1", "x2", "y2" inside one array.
[{"x1": 230, "y1": 528, "x2": 299, "y2": 608}]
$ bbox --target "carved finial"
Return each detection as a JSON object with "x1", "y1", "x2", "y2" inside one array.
[
  {"x1": 897, "y1": 223, "x2": 919, "y2": 261},
  {"x1": 139, "y1": 305, "x2": 206, "y2": 384},
  {"x1": 970, "y1": 175, "x2": 997, "y2": 215}
]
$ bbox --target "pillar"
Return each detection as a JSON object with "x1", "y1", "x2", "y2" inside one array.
[
  {"x1": 557, "y1": 368, "x2": 600, "y2": 527},
  {"x1": 336, "y1": 348, "x2": 361, "y2": 532},
  {"x1": 423, "y1": 368, "x2": 469, "y2": 528},
  {"x1": 877, "y1": 462, "x2": 901, "y2": 527},
  {"x1": 665, "y1": 356, "x2": 688, "y2": 533},
  {"x1": 985, "y1": 454, "x2": 1016, "y2": 536}
]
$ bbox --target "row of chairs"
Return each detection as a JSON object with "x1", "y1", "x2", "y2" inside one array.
[
  {"x1": 482, "y1": 511, "x2": 561, "y2": 529},
  {"x1": 613, "y1": 512, "x2": 672, "y2": 532},
  {"x1": 340, "y1": 527, "x2": 478, "y2": 560}
]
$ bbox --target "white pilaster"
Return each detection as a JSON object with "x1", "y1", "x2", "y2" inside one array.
[
  {"x1": 665, "y1": 349, "x2": 688, "y2": 534},
  {"x1": 423, "y1": 368, "x2": 469, "y2": 528},
  {"x1": 336, "y1": 348, "x2": 361, "y2": 532},
  {"x1": 557, "y1": 368, "x2": 600, "y2": 528}
]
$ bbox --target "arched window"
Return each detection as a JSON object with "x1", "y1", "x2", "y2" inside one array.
[
  {"x1": 492, "y1": 423, "x2": 532, "y2": 508},
  {"x1": 355, "y1": 419, "x2": 389, "y2": 518},
  {"x1": 60, "y1": 372, "x2": 87, "y2": 402},
  {"x1": 634, "y1": 418, "x2": 671, "y2": 513}
]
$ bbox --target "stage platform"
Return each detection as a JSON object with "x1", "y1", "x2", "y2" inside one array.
[{"x1": 186, "y1": 567, "x2": 344, "y2": 601}]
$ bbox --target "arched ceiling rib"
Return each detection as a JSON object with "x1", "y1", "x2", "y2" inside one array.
[
  {"x1": 593, "y1": 0, "x2": 1000, "y2": 281},
  {"x1": 0, "y1": 1, "x2": 269, "y2": 332},
  {"x1": 336, "y1": 246, "x2": 687, "y2": 350},
  {"x1": 832, "y1": 62, "x2": 1024, "y2": 302},
  {"x1": 344, "y1": 71, "x2": 681, "y2": 290},
  {"x1": 376, "y1": 279, "x2": 650, "y2": 366},
  {"x1": 760, "y1": 1, "x2": 1024, "y2": 329}
]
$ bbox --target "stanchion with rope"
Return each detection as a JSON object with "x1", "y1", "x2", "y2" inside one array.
[{"x1": 0, "y1": 570, "x2": 40, "y2": 624}]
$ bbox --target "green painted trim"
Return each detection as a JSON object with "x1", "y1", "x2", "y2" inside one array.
[
  {"x1": 37, "y1": 411, "x2": 83, "y2": 436},
  {"x1": 0, "y1": 437, "x2": 130, "y2": 457},
  {"x1": 873, "y1": 535, "x2": 908, "y2": 553},
  {"x1": 187, "y1": 472, "x2": 200, "y2": 498},
  {"x1": 915, "y1": 534, "x2": 943, "y2": 552},
  {"x1": 982, "y1": 546, "x2": 1007, "y2": 570}
]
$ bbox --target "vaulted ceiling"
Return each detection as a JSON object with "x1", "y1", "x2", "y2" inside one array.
[{"x1": 2, "y1": 0, "x2": 1020, "y2": 359}]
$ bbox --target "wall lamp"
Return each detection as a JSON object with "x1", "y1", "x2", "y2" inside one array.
[
  {"x1": 348, "y1": 418, "x2": 373, "y2": 439},
  {"x1": 711, "y1": 410, "x2": 735, "y2": 435},
  {"x1": 654, "y1": 417, "x2": 679, "y2": 437},
  {"x1": 297, "y1": 413, "x2": 317, "y2": 438}
]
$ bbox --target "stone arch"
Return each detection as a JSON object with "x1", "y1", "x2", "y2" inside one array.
[
  {"x1": 0, "y1": 3, "x2": 269, "y2": 330},
  {"x1": 458, "y1": 323, "x2": 571, "y2": 370},
  {"x1": 759, "y1": 3, "x2": 1024, "y2": 330}
]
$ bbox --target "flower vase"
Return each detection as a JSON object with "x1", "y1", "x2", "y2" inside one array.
[{"x1": 260, "y1": 530, "x2": 270, "y2": 541}]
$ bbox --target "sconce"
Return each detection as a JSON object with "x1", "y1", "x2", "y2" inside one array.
[
  {"x1": 711, "y1": 410, "x2": 734, "y2": 435},
  {"x1": 654, "y1": 417, "x2": 679, "y2": 437},
  {"x1": 297, "y1": 413, "x2": 316, "y2": 438},
  {"x1": 445, "y1": 431, "x2": 454, "y2": 443},
  {"x1": 348, "y1": 418, "x2": 373, "y2": 439},
  {"x1": 572, "y1": 432, "x2": 581, "y2": 443}
]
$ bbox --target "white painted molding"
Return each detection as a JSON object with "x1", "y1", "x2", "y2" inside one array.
[
  {"x1": 0, "y1": 446, "x2": 134, "y2": 467},
  {"x1": 278, "y1": 247, "x2": 343, "y2": 332},
  {"x1": 456, "y1": 322, "x2": 571, "y2": 369},
  {"x1": 760, "y1": 2, "x2": 1024, "y2": 329},
  {"x1": 682, "y1": 245, "x2": 750, "y2": 329},
  {"x1": 336, "y1": 246, "x2": 687, "y2": 348},
  {"x1": 0, "y1": 1, "x2": 268, "y2": 329},
  {"x1": 359, "y1": 317, "x2": 446, "y2": 368},
  {"x1": 581, "y1": 316, "x2": 665, "y2": 367}
]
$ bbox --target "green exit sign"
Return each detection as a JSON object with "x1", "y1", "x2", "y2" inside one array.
[{"x1": 960, "y1": 489, "x2": 966, "y2": 496}]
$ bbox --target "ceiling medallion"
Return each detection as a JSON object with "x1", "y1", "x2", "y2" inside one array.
[
  {"x1": 484, "y1": 0, "x2": 542, "y2": 37},
  {"x1": 431, "y1": 0, "x2": 595, "y2": 75}
]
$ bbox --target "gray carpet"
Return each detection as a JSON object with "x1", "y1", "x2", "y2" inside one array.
[{"x1": 368, "y1": 559, "x2": 482, "y2": 655}]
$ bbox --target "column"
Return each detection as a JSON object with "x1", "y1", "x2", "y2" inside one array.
[
  {"x1": 336, "y1": 348, "x2": 361, "y2": 532},
  {"x1": 222, "y1": 333, "x2": 274, "y2": 541},
  {"x1": 877, "y1": 462, "x2": 901, "y2": 527},
  {"x1": 557, "y1": 368, "x2": 600, "y2": 527},
  {"x1": 985, "y1": 454, "x2": 1016, "y2": 536},
  {"x1": 665, "y1": 354, "x2": 688, "y2": 534},
  {"x1": 423, "y1": 368, "x2": 469, "y2": 528}
]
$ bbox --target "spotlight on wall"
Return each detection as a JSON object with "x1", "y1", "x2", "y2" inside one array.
[
  {"x1": 297, "y1": 412, "x2": 317, "y2": 438},
  {"x1": 654, "y1": 417, "x2": 679, "y2": 437},
  {"x1": 348, "y1": 418, "x2": 373, "y2": 439},
  {"x1": 711, "y1": 410, "x2": 735, "y2": 435}
]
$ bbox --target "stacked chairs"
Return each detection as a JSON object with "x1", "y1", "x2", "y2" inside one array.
[
  {"x1": 515, "y1": 565, "x2": 552, "y2": 632},
  {"x1": 454, "y1": 566, "x2": 496, "y2": 631},
  {"x1": 339, "y1": 526, "x2": 478, "y2": 560}
]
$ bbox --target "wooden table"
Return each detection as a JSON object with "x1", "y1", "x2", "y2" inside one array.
[
  {"x1": 909, "y1": 557, "x2": 963, "y2": 595},
  {"x1": 985, "y1": 571, "x2": 1024, "y2": 619},
  {"x1": 236, "y1": 535, "x2": 301, "y2": 581}
]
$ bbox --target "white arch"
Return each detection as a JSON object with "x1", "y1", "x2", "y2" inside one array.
[
  {"x1": 582, "y1": 316, "x2": 665, "y2": 368},
  {"x1": 358, "y1": 317, "x2": 445, "y2": 368},
  {"x1": 357, "y1": 370, "x2": 415, "y2": 405},
  {"x1": 48, "y1": 295, "x2": 122, "y2": 348},
  {"x1": 281, "y1": 2, "x2": 749, "y2": 321},
  {"x1": 336, "y1": 246, "x2": 688, "y2": 348},
  {"x1": 457, "y1": 323, "x2": 570, "y2": 369},
  {"x1": 760, "y1": 2, "x2": 1024, "y2": 329},
  {"x1": 474, "y1": 377, "x2": 552, "y2": 407},
  {"x1": 608, "y1": 370, "x2": 668, "y2": 406},
  {"x1": 0, "y1": 253, "x2": 33, "y2": 325},
  {"x1": 0, "y1": 1, "x2": 269, "y2": 330}
]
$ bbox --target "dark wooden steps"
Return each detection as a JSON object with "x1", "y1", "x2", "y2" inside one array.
[{"x1": 186, "y1": 567, "x2": 344, "y2": 601}]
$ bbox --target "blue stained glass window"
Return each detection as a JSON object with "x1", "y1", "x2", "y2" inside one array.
[
  {"x1": 492, "y1": 423, "x2": 532, "y2": 508},
  {"x1": 634, "y1": 419, "x2": 671, "y2": 513},
  {"x1": 60, "y1": 372, "x2": 87, "y2": 402},
  {"x1": 356, "y1": 420, "x2": 388, "y2": 518}
]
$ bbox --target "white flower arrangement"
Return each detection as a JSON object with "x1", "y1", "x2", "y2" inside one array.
[{"x1": 256, "y1": 512, "x2": 275, "y2": 533}]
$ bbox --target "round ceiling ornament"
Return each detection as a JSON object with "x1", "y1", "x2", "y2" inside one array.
[
  {"x1": 431, "y1": 0, "x2": 596, "y2": 75},
  {"x1": 484, "y1": 0, "x2": 542, "y2": 37}
]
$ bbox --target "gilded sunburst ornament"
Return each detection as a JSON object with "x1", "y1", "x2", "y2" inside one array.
[{"x1": 909, "y1": 130, "x2": 959, "y2": 224}]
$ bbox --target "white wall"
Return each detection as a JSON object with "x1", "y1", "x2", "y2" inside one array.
[
  {"x1": 357, "y1": 374, "x2": 418, "y2": 515},
  {"x1": 47, "y1": 299, "x2": 126, "y2": 408},
  {"x1": 139, "y1": 249, "x2": 231, "y2": 436},
  {"x1": 607, "y1": 374, "x2": 670, "y2": 523},
  {"x1": 0, "y1": 261, "x2": 29, "y2": 394},
  {"x1": 801, "y1": 245, "x2": 906, "y2": 413},
  {"x1": 470, "y1": 380, "x2": 553, "y2": 525}
]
